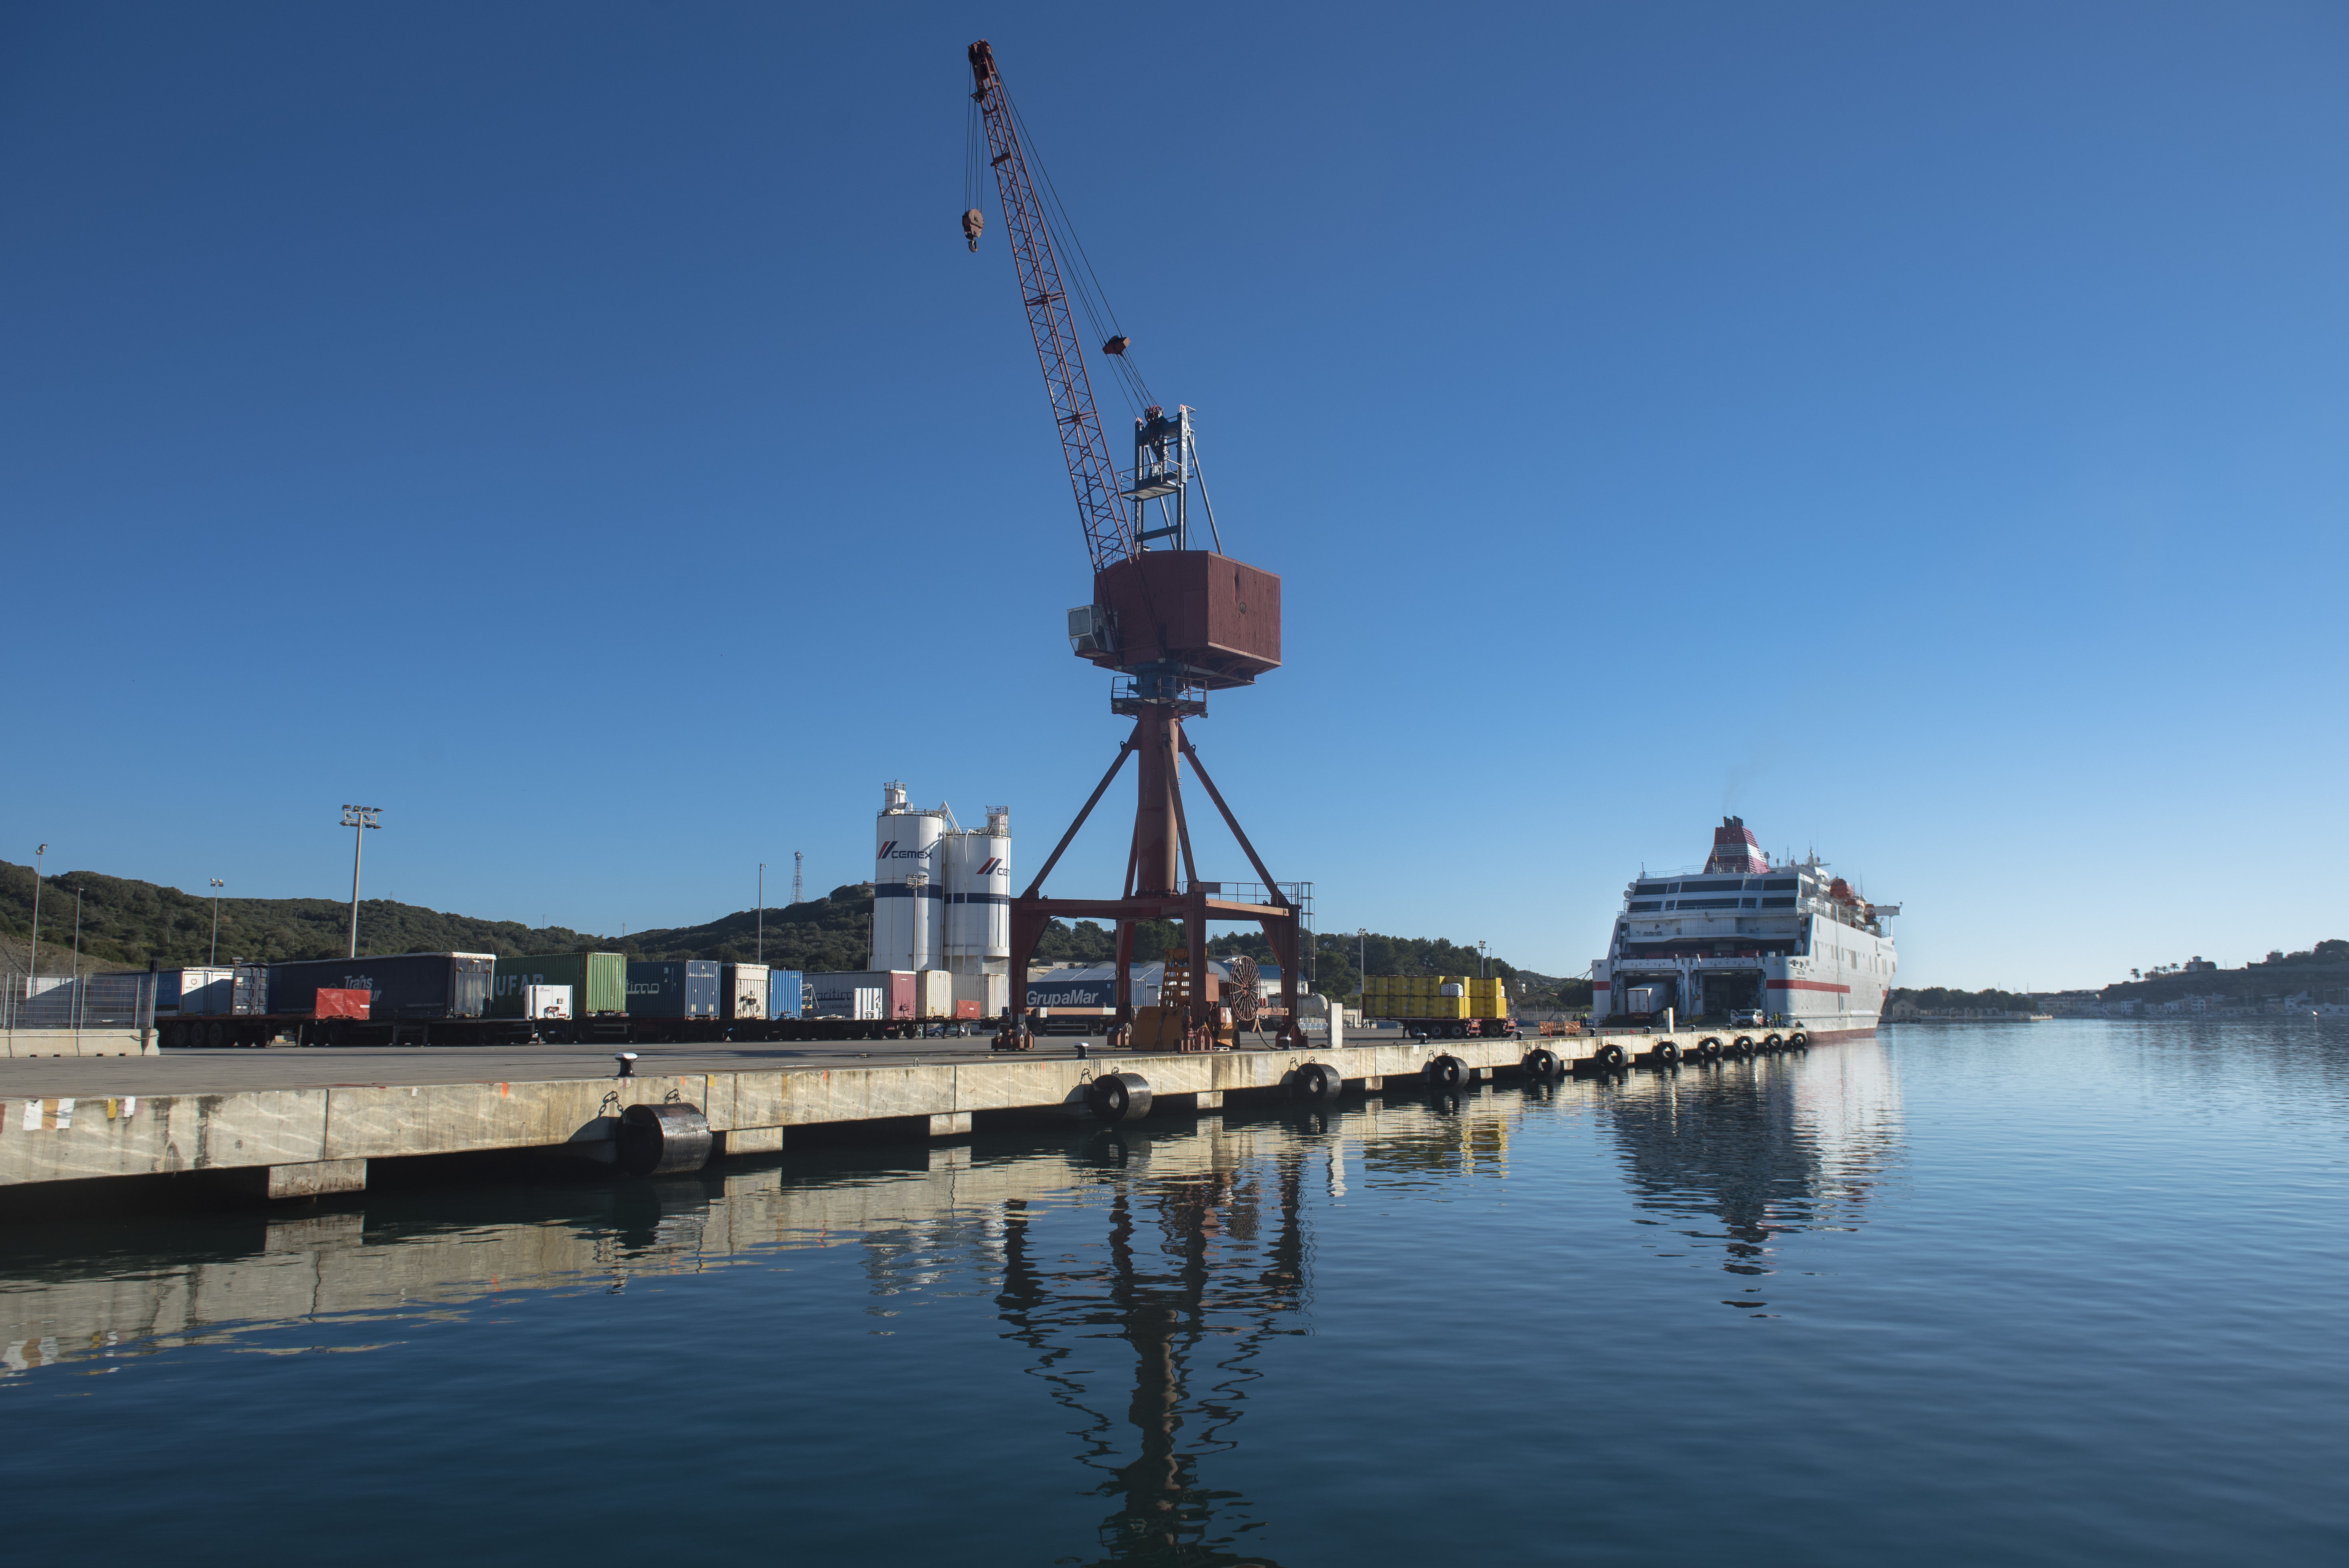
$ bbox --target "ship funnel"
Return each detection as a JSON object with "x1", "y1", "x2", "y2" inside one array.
[{"x1": 1704, "y1": 815, "x2": 1771, "y2": 875}]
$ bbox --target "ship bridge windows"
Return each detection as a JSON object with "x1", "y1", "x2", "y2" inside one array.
[
  {"x1": 1633, "y1": 882, "x2": 1672, "y2": 896},
  {"x1": 1675, "y1": 897, "x2": 1742, "y2": 911},
  {"x1": 1628, "y1": 901, "x2": 1662, "y2": 913},
  {"x1": 1678, "y1": 879, "x2": 1744, "y2": 893},
  {"x1": 1760, "y1": 897, "x2": 1795, "y2": 908},
  {"x1": 1763, "y1": 878, "x2": 1796, "y2": 891}
]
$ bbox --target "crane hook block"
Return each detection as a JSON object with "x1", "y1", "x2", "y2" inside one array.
[
  {"x1": 962, "y1": 208, "x2": 984, "y2": 252},
  {"x1": 1101, "y1": 335, "x2": 1130, "y2": 356}
]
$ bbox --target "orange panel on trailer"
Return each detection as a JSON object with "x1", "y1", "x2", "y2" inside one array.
[{"x1": 314, "y1": 988, "x2": 371, "y2": 1020}]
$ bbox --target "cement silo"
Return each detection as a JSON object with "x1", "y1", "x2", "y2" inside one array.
[
  {"x1": 872, "y1": 781, "x2": 947, "y2": 972},
  {"x1": 945, "y1": 807, "x2": 1012, "y2": 969}
]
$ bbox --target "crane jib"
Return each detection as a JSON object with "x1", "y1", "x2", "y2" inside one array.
[{"x1": 967, "y1": 42, "x2": 1137, "y2": 573}]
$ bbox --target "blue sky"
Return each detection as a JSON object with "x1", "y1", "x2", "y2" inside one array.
[{"x1": 3, "y1": 2, "x2": 2343, "y2": 989}]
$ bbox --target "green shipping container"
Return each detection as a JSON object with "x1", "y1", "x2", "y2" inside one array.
[{"x1": 491, "y1": 952, "x2": 628, "y2": 1017}]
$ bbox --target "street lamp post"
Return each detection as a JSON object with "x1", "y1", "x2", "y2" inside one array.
[
  {"x1": 340, "y1": 806, "x2": 381, "y2": 958},
  {"x1": 26, "y1": 843, "x2": 46, "y2": 996},
  {"x1": 1356, "y1": 927, "x2": 1367, "y2": 996},
  {"x1": 757, "y1": 863, "x2": 766, "y2": 964},
  {"x1": 209, "y1": 879, "x2": 225, "y2": 965},
  {"x1": 1478, "y1": 940, "x2": 1488, "y2": 980}
]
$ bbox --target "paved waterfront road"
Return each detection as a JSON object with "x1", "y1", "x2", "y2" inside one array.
[{"x1": 0, "y1": 1026, "x2": 1420, "y2": 1099}]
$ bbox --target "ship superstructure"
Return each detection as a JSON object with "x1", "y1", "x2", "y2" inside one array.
[{"x1": 1591, "y1": 817, "x2": 1898, "y2": 1044}]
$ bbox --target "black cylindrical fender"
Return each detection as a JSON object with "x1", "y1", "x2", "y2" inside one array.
[
  {"x1": 1086, "y1": 1072, "x2": 1154, "y2": 1124},
  {"x1": 617, "y1": 1102, "x2": 713, "y2": 1177}
]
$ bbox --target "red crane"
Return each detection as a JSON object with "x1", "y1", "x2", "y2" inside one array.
[{"x1": 964, "y1": 39, "x2": 1308, "y2": 1055}]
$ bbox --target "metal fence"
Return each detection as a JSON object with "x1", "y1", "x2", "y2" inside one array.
[{"x1": 3, "y1": 969, "x2": 157, "y2": 1037}]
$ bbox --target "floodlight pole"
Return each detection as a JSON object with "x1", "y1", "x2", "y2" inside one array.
[
  {"x1": 209, "y1": 878, "x2": 225, "y2": 965},
  {"x1": 758, "y1": 863, "x2": 766, "y2": 964},
  {"x1": 340, "y1": 806, "x2": 381, "y2": 958},
  {"x1": 26, "y1": 843, "x2": 46, "y2": 996}
]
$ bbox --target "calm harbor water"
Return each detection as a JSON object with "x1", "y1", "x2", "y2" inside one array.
[{"x1": 7, "y1": 1019, "x2": 2346, "y2": 1565}]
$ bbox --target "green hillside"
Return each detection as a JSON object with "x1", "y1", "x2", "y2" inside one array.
[
  {"x1": 3, "y1": 857, "x2": 1552, "y2": 1000},
  {"x1": 0, "y1": 858, "x2": 871, "y2": 975},
  {"x1": 616, "y1": 886, "x2": 877, "y2": 973}
]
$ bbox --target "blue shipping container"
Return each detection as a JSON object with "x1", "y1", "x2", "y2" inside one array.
[
  {"x1": 625, "y1": 960, "x2": 720, "y2": 1019},
  {"x1": 767, "y1": 969, "x2": 805, "y2": 1020}
]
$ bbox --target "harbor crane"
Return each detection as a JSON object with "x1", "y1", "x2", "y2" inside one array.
[{"x1": 963, "y1": 39, "x2": 1305, "y2": 1054}]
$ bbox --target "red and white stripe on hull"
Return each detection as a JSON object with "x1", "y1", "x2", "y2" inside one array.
[{"x1": 1790, "y1": 1024, "x2": 1880, "y2": 1045}]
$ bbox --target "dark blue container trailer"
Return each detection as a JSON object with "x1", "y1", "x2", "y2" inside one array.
[
  {"x1": 268, "y1": 953, "x2": 496, "y2": 1021},
  {"x1": 157, "y1": 952, "x2": 527, "y2": 1049},
  {"x1": 625, "y1": 960, "x2": 721, "y2": 1040}
]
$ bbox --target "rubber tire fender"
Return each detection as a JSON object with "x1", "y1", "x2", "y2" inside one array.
[
  {"x1": 1291, "y1": 1062, "x2": 1342, "y2": 1103},
  {"x1": 1521, "y1": 1048, "x2": 1561, "y2": 1079},
  {"x1": 1652, "y1": 1040, "x2": 1682, "y2": 1066},
  {"x1": 1423, "y1": 1054, "x2": 1470, "y2": 1091},
  {"x1": 617, "y1": 1102, "x2": 713, "y2": 1177},
  {"x1": 1788, "y1": 1031, "x2": 1810, "y2": 1050},
  {"x1": 1588, "y1": 1042, "x2": 1628, "y2": 1071},
  {"x1": 1087, "y1": 1072, "x2": 1155, "y2": 1124},
  {"x1": 1697, "y1": 1037, "x2": 1723, "y2": 1063}
]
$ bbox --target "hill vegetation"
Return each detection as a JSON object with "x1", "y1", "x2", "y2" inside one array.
[
  {"x1": 2097, "y1": 941, "x2": 2347, "y2": 1005},
  {"x1": 4, "y1": 859, "x2": 1550, "y2": 1001},
  {"x1": 1890, "y1": 986, "x2": 2040, "y2": 1013}
]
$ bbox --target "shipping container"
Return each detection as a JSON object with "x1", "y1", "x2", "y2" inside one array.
[
  {"x1": 949, "y1": 969, "x2": 1008, "y2": 1019},
  {"x1": 719, "y1": 963, "x2": 769, "y2": 1021},
  {"x1": 767, "y1": 970, "x2": 806, "y2": 1021},
  {"x1": 915, "y1": 969, "x2": 954, "y2": 1019},
  {"x1": 268, "y1": 953, "x2": 495, "y2": 1020},
  {"x1": 625, "y1": 960, "x2": 721, "y2": 1019},
  {"x1": 521, "y1": 985, "x2": 571, "y2": 1021},
  {"x1": 810, "y1": 970, "x2": 915, "y2": 1020},
  {"x1": 156, "y1": 967, "x2": 235, "y2": 1016},
  {"x1": 491, "y1": 953, "x2": 627, "y2": 1017}
]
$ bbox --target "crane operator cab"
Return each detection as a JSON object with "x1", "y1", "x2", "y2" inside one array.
[{"x1": 1065, "y1": 403, "x2": 1282, "y2": 708}]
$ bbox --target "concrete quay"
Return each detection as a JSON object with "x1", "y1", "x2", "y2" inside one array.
[{"x1": 0, "y1": 1030, "x2": 1673, "y2": 1202}]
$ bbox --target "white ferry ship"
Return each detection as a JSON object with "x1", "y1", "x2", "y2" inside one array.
[{"x1": 1592, "y1": 817, "x2": 1897, "y2": 1044}]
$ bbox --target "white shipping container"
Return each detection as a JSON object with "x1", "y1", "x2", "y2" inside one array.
[
  {"x1": 169, "y1": 967, "x2": 236, "y2": 1015},
  {"x1": 523, "y1": 985, "x2": 573, "y2": 1021},
  {"x1": 723, "y1": 963, "x2": 769, "y2": 1021},
  {"x1": 948, "y1": 970, "x2": 1008, "y2": 1019},
  {"x1": 811, "y1": 971, "x2": 902, "y2": 1020},
  {"x1": 915, "y1": 969, "x2": 955, "y2": 1018}
]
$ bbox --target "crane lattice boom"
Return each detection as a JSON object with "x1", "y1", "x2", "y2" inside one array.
[{"x1": 968, "y1": 40, "x2": 1135, "y2": 573}]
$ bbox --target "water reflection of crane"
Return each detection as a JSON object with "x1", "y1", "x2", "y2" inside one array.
[
  {"x1": 995, "y1": 1130, "x2": 1310, "y2": 1567},
  {"x1": 1595, "y1": 1046, "x2": 1904, "y2": 1274}
]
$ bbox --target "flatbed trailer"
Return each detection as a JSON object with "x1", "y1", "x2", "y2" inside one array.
[
  {"x1": 161, "y1": 1014, "x2": 938, "y2": 1048},
  {"x1": 1362, "y1": 1015, "x2": 1519, "y2": 1041}
]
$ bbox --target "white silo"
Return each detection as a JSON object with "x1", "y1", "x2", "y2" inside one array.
[
  {"x1": 872, "y1": 781, "x2": 947, "y2": 972},
  {"x1": 944, "y1": 807, "x2": 1012, "y2": 971}
]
